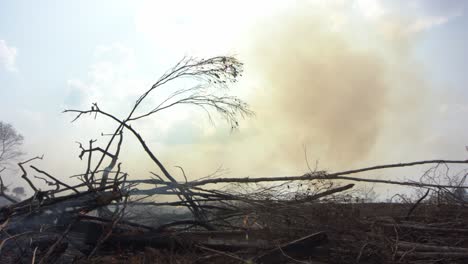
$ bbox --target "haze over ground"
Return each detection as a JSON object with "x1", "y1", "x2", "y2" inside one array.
[{"x1": 1, "y1": 1, "x2": 468, "y2": 196}]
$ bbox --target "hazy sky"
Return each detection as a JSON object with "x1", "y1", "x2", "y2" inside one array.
[{"x1": 1, "y1": 0, "x2": 468, "y2": 191}]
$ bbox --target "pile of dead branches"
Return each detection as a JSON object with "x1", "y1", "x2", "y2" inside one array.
[{"x1": 0, "y1": 56, "x2": 467, "y2": 263}]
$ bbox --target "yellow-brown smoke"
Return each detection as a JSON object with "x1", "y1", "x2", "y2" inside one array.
[
  {"x1": 148, "y1": 7, "x2": 430, "y2": 180},
  {"x1": 249, "y1": 22, "x2": 389, "y2": 168}
]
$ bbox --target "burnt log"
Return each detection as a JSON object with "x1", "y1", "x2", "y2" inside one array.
[{"x1": 256, "y1": 232, "x2": 328, "y2": 264}]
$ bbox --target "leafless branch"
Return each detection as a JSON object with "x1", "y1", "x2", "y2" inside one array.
[
  {"x1": 17, "y1": 156, "x2": 43, "y2": 193},
  {"x1": 30, "y1": 165, "x2": 79, "y2": 194}
]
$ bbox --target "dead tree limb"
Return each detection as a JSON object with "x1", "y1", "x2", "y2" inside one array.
[
  {"x1": 190, "y1": 159, "x2": 468, "y2": 187},
  {"x1": 296, "y1": 184, "x2": 355, "y2": 202},
  {"x1": 17, "y1": 156, "x2": 43, "y2": 193},
  {"x1": 64, "y1": 57, "x2": 254, "y2": 224},
  {"x1": 30, "y1": 165, "x2": 79, "y2": 194},
  {"x1": 396, "y1": 241, "x2": 468, "y2": 253},
  {"x1": 99, "y1": 131, "x2": 123, "y2": 189},
  {"x1": 405, "y1": 189, "x2": 431, "y2": 220},
  {"x1": 76, "y1": 140, "x2": 114, "y2": 160},
  {"x1": 37, "y1": 219, "x2": 76, "y2": 264},
  {"x1": 129, "y1": 159, "x2": 468, "y2": 190}
]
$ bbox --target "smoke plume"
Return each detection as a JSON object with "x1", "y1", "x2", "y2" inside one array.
[{"x1": 152, "y1": 6, "x2": 429, "y2": 180}]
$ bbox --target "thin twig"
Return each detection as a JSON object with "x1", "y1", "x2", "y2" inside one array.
[{"x1": 30, "y1": 165, "x2": 79, "y2": 193}]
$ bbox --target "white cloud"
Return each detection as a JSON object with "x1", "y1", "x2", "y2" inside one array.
[
  {"x1": 65, "y1": 43, "x2": 145, "y2": 112},
  {"x1": 438, "y1": 103, "x2": 468, "y2": 115},
  {"x1": 64, "y1": 42, "x2": 191, "y2": 142},
  {"x1": 407, "y1": 14, "x2": 456, "y2": 33},
  {"x1": 355, "y1": 0, "x2": 387, "y2": 20},
  {"x1": 137, "y1": 0, "x2": 461, "y2": 57},
  {"x1": 351, "y1": 0, "x2": 462, "y2": 42},
  {"x1": 0, "y1": 39, "x2": 18, "y2": 72},
  {"x1": 134, "y1": 0, "x2": 290, "y2": 57}
]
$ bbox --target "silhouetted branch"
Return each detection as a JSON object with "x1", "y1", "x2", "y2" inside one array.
[
  {"x1": 30, "y1": 165, "x2": 79, "y2": 194},
  {"x1": 17, "y1": 156, "x2": 43, "y2": 193},
  {"x1": 131, "y1": 159, "x2": 468, "y2": 189},
  {"x1": 63, "y1": 56, "x2": 252, "y2": 223}
]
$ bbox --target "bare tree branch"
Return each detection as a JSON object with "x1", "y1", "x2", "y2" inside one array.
[
  {"x1": 30, "y1": 165, "x2": 79, "y2": 194},
  {"x1": 17, "y1": 156, "x2": 43, "y2": 193}
]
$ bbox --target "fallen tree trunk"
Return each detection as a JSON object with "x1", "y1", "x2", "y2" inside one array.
[
  {"x1": 395, "y1": 251, "x2": 468, "y2": 259},
  {"x1": 256, "y1": 232, "x2": 328, "y2": 264},
  {"x1": 397, "y1": 241, "x2": 468, "y2": 253}
]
